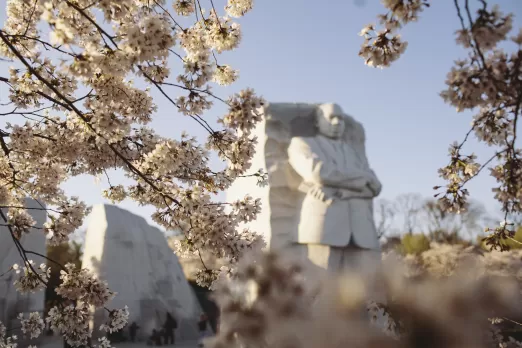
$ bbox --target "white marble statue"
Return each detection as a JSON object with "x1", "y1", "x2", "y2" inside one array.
[
  {"x1": 226, "y1": 102, "x2": 382, "y2": 278},
  {"x1": 286, "y1": 103, "x2": 382, "y2": 274},
  {"x1": 226, "y1": 102, "x2": 386, "y2": 323}
]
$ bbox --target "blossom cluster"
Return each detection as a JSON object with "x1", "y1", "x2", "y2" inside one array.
[
  {"x1": 208, "y1": 250, "x2": 522, "y2": 348},
  {"x1": 13, "y1": 261, "x2": 50, "y2": 294},
  {"x1": 7, "y1": 208, "x2": 36, "y2": 239},
  {"x1": 99, "y1": 307, "x2": 130, "y2": 334},
  {"x1": 0, "y1": 321, "x2": 18, "y2": 348},
  {"x1": 1, "y1": 0, "x2": 263, "y2": 345},
  {"x1": 46, "y1": 303, "x2": 92, "y2": 347},
  {"x1": 18, "y1": 312, "x2": 45, "y2": 339},
  {"x1": 358, "y1": 0, "x2": 429, "y2": 68},
  {"x1": 1, "y1": 0, "x2": 264, "y2": 266},
  {"x1": 362, "y1": 2, "x2": 522, "y2": 251},
  {"x1": 44, "y1": 263, "x2": 126, "y2": 346},
  {"x1": 434, "y1": 141, "x2": 480, "y2": 214},
  {"x1": 55, "y1": 263, "x2": 115, "y2": 307},
  {"x1": 436, "y1": 4, "x2": 522, "y2": 248}
]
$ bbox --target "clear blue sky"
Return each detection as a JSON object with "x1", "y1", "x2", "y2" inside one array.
[{"x1": 1, "y1": 1, "x2": 521, "y2": 229}]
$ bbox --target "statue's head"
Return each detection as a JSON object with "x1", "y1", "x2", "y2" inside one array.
[{"x1": 315, "y1": 103, "x2": 345, "y2": 139}]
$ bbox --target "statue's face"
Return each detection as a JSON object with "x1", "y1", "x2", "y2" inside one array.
[{"x1": 316, "y1": 103, "x2": 345, "y2": 139}]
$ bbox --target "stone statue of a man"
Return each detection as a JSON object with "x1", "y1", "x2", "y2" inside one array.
[{"x1": 286, "y1": 103, "x2": 382, "y2": 275}]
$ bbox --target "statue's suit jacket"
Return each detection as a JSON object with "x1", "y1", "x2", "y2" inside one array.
[{"x1": 287, "y1": 135, "x2": 381, "y2": 250}]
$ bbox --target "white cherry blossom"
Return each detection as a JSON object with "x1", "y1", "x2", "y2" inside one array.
[
  {"x1": 1, "y1": 0, "x2": 263, "y2": 345},
  {"x1": 18, "y1": 312, "x2": 45, "y2": 339}
]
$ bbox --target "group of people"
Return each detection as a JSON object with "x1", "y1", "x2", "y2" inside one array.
[
  {"x1": 142, "y1": 312, "x2": 178, "y2": 346},
  {"x1": 60, "y1": 311, "x2": 212, "y2": 347},
  {"x1": 137, "y1": 312, "x2": 212, "y2": 346}
]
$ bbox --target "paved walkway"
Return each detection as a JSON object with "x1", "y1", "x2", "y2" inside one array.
[
  {"x1": 112, "y1": 342, "x2": 199, "y2": 348},
  {"x1": 39, "y1": 336, "x2": 201, "y2": 348}
]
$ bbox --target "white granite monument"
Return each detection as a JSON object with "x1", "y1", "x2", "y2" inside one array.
[
  {"x1": 82, "y1": 204, "x2": 202, "y2": 341},
  {"x1": 227, "y1": 102, "x2": 382, "y2": 278}
]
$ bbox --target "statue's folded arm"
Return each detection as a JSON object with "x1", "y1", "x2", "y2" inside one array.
[{"x1": 287, "y1": 137, "x2": 369, "y2": 191}]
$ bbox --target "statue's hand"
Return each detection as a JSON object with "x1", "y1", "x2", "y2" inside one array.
[
  {"x1": 309, "y1": 186, "x2": 325, "y2": 201},
  {"x1": 308, "y1": 186, "x2": 333, "y2": 203},
  {"x1": 367, "y1": 172, "x2": 382, "y2": 195},
  {"x1": 366, "y1": 183, "x2": 379, "y2": 197}
]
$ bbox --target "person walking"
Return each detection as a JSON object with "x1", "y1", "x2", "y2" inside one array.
[
  {"x1": 163, "y1": 312, "x2": 177, "y2": 345},
  {"x1": 129, "y1": 322, "x2": 140, "y2": 342},
  {"x1": 197, "y1": 313, "x2": 209, "y2": 348},
  {"x1": 152, "y1": 329, "x2": 163, "y2": 346}
]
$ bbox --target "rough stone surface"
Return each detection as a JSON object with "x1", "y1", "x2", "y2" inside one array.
[
  {"x1": 226, "y1": 102, "x2": 319, "y2": 250},
  {"x1": 82, "y1": 204, "x2": 202, "y2": 341},
  {"x1": 0, "y1": 199, "x2": 47, "y2": 335}
]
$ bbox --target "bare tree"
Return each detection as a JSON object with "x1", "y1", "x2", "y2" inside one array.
[
  {"x1": 374, "y1": 198, "x2": 397, "y2": 239},
  {"x1": 421, "y1": 199, "x2": 489, "y2": 241},
  {"x1": 506, "y1": 213, "x2": 522, "y2": 229},
  {"x1": 394, "y1": 193, "x2": 423, "y2": 234}
]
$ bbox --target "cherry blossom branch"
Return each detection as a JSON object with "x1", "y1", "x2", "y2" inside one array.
[
  {"x1": 152, "y1": 79, "x2": 228, "y2": 104},
  {"x1": 0, "y1": 106, "x2": 56, "y2": 117},
  {"x1": 195, "y1": 0, "x2": 207, "y2": 22},
  {"x1": 4, "y1": 57, "x2": 230, "y2": 280},
  {"x1": 502, "y1": 317, "x2": 522, "y2": 327},
  {"x1": 137, "y1": 68, "x2": 241, "y2": 168},
  {"x1": 0, "y1": 205, "x2": 63, "y2": 214},
  {"x1": 24, "y1": 250, "x2": 67, "y2": 272},
  {"x1": 63, "y1": 0, "x2": 118, "y2": 49},
  {"x1": 208, "y1": 0, "x2": 223, "y2": 29},
  {"x1": 138, "y1": 67, "x2": 215, "y2": 135},
  {"x1": 0, "y1": 30, "x2": 182, "y2": 207},
  {"x1": 0, "y1": 209, "x2": 48, "y2": 286},
  {"x1": 5, "y1": 34, "x2": 76, "y2": 57},
  {"x1": 0, "y1": 266, "x2": 14, "y2": 279},
  {"x1": 1, "y1": 0, "x2": 263, "y2": 298},
  {"x1": 0, "y1": 33, "x2": 238, "y2": 272},
  {"x1": 168, "y1": 48, "x2": 184, "y2": 60},
  {"x1": 197, "y1": 249, "x2": 209, "y2": 270},
  {"x1": 21, "y1": 0, "x2": 38, "y2": 37},
  {"x1": 152, "y1": 0, "x2": 185, "y2": 30},
  {"x1": 0, "y1": 132, "x2": 11, "y2": 156},
  {"x1": 0, "y1": 223, "x2": 44, "y2": 230}
]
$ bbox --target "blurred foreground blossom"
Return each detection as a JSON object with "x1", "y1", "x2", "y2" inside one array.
[{"x1": 208, "y1": 250, "x2": 522, "y2": 348}]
